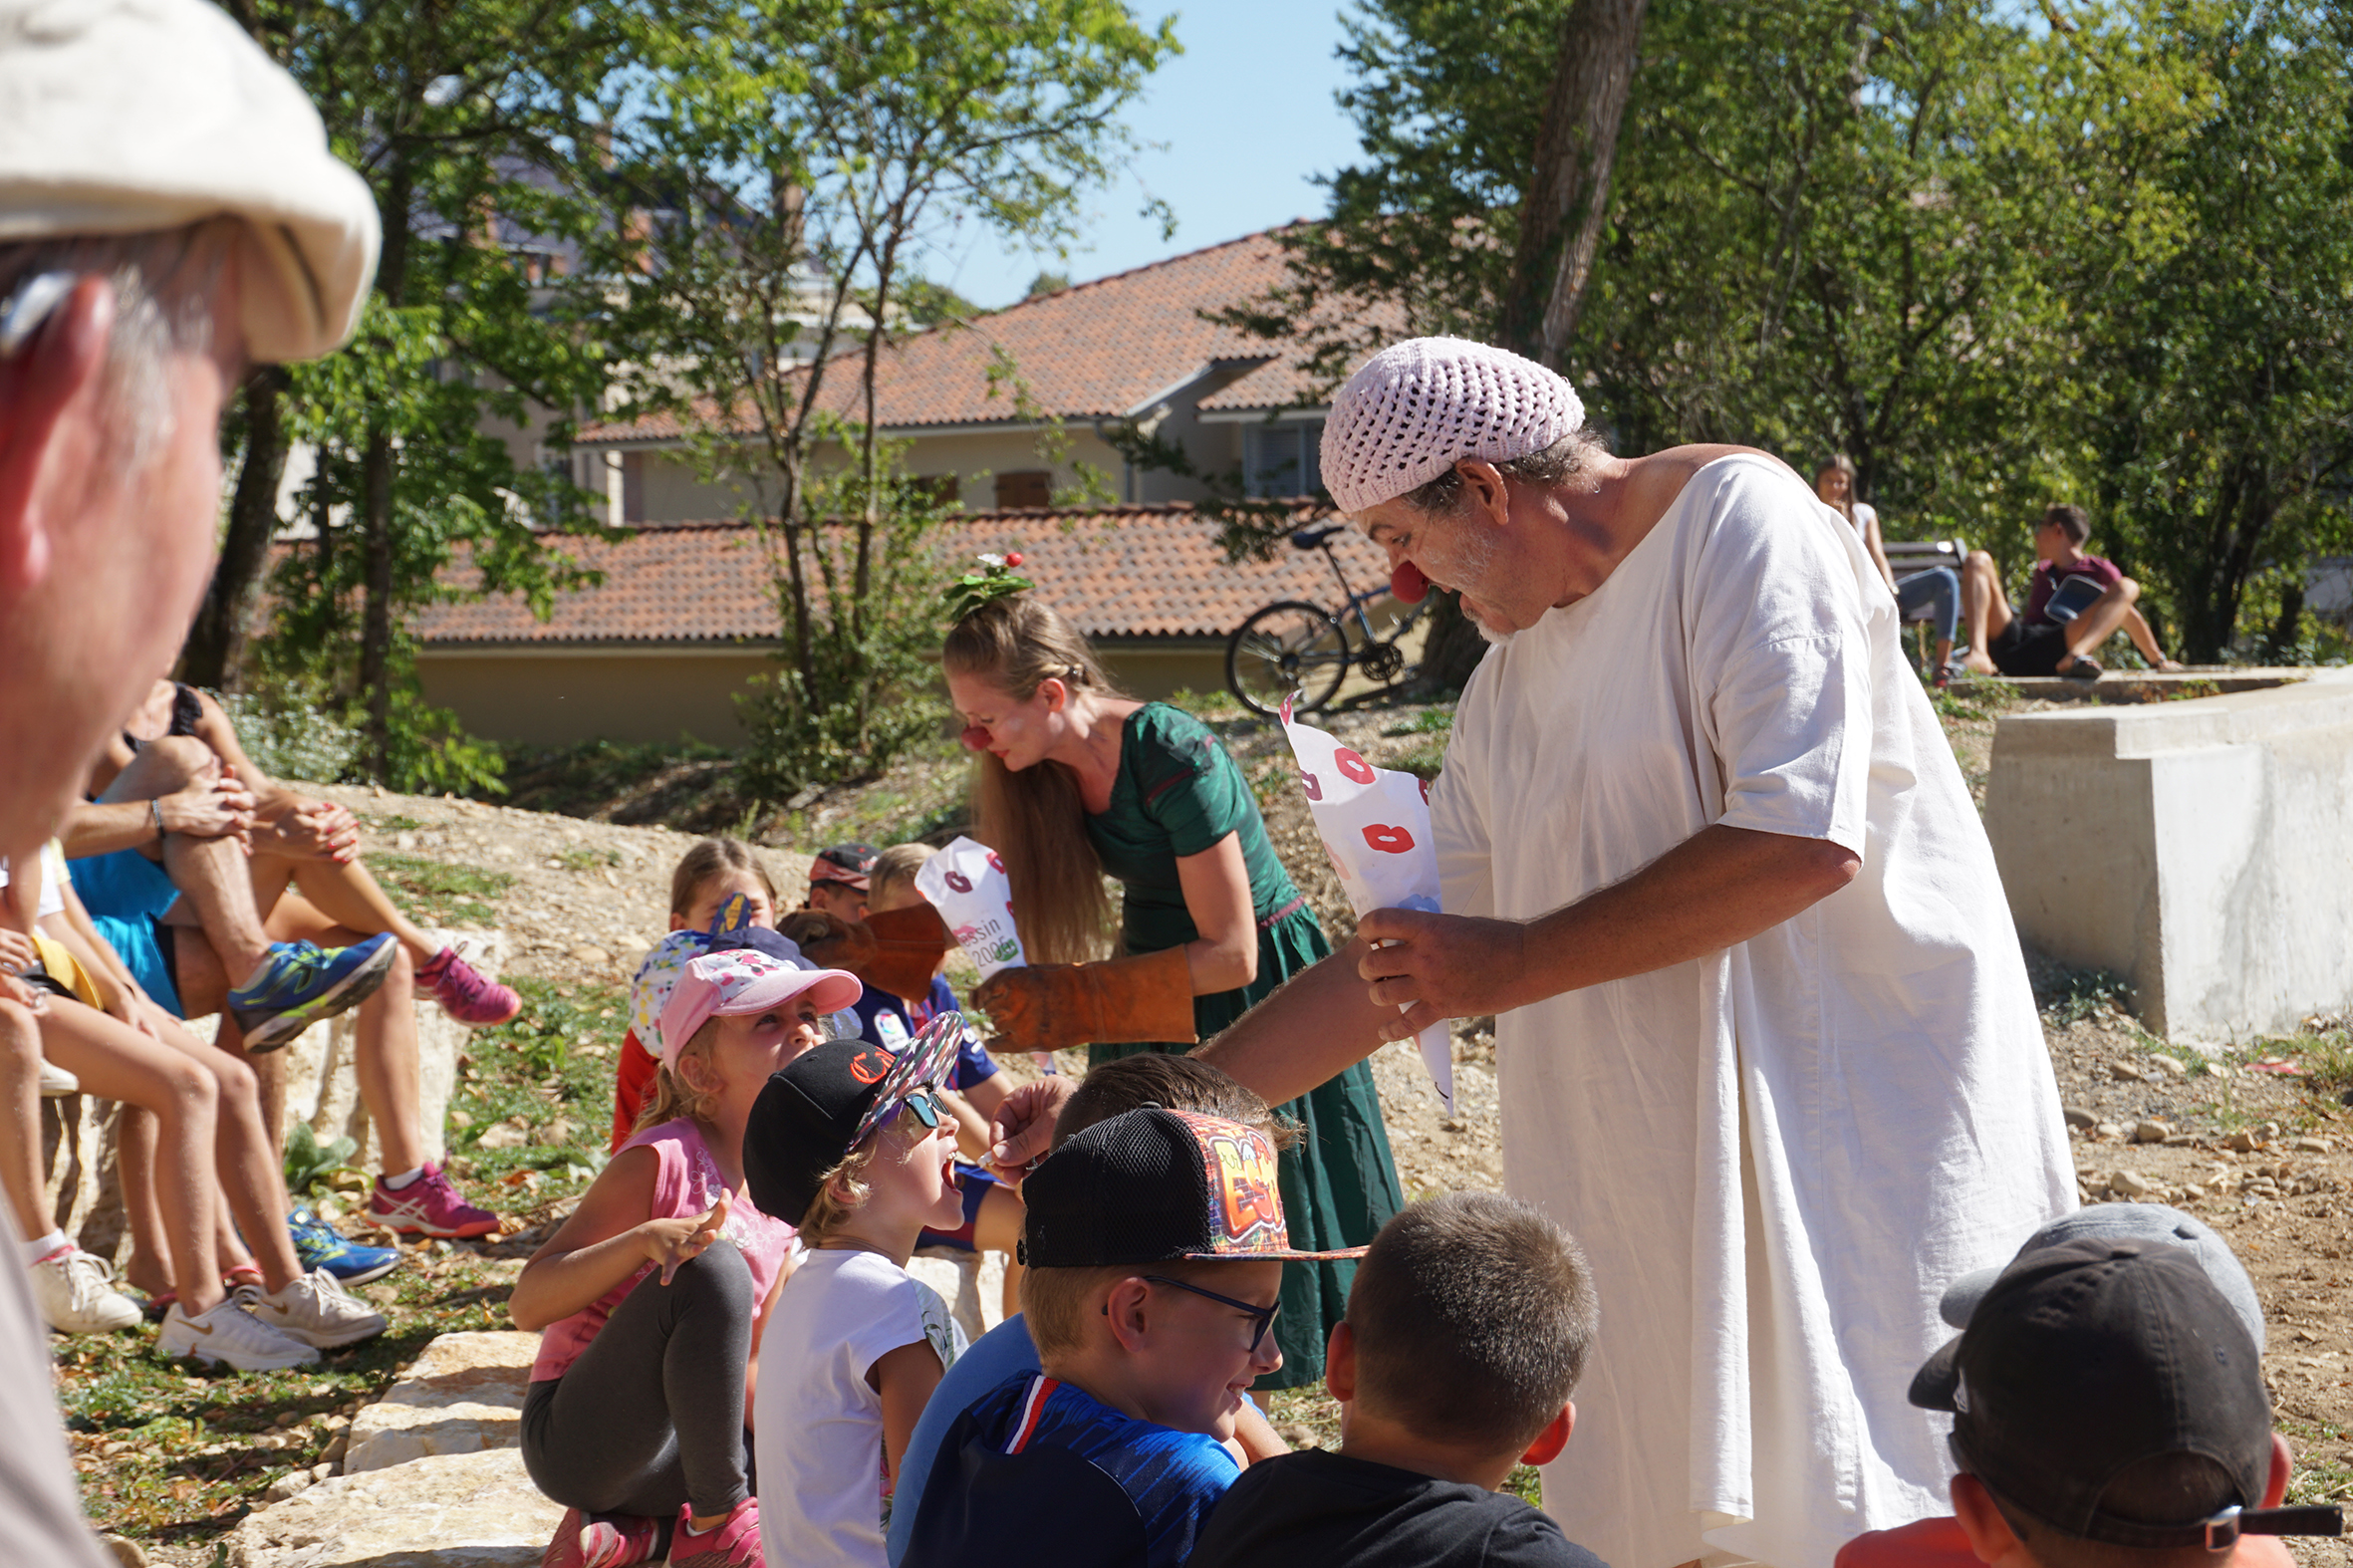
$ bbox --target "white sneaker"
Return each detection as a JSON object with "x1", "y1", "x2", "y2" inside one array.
[
  {"x1": 157, "y1": 1298, "x2": 320, "y2": 1372},
  {"x1": 37, "y1": 1060, "x2": 78, "y2": 1097},
  {"x1": 28, "y1": 1248, "x2": 140, "y2": 1335},
  {"x1": 233, "y1": 1267, "x2": 387, "y2": 1348}
]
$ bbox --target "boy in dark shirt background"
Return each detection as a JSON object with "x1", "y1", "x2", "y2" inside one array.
[
  {"x1": 1189, "y1": 1191, "x2": 1609, "y2": 1568},
  {"x1": 1961, "y1": 503, "x2": 2185, "y2": 679}
]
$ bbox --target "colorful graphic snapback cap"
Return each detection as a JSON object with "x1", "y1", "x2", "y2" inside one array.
[{"x1": 1020, "y1": 1108, "x2": 1368, "y2": 1267}]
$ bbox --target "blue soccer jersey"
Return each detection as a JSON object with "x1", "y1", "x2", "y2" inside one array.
[{"x1": 902, "y1": 1372, "x2": 1238, "y2": 1568}]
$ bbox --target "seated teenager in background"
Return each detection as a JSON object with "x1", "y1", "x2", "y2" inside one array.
[{"x1": 1961, "y1": 504, "x2": 2185, "y2": 680}]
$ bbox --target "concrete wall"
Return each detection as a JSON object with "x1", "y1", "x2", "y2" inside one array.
[
  {"x1": 419, "y1": 642, "x2": 1229, "y2": 748},
  {"x1": 1984, "y1": 668, "x2": 2353, "y2": 1041},
  {"x1": 416, "y1": 646, "x2": 775, "y2": 747}
]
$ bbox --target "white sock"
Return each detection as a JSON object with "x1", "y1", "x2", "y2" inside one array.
[
  {"x1": 21, "y1": 1230, "x2": 68, "y2": 1268},
  {"x1": 382, "y1": 1166, "x2": 426, "y2": 1190}
]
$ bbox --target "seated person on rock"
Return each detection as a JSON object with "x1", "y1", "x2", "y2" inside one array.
[
  {"x1": 1188, "y1": 1191, "x2": 1604, "y2": 1568},
  {"x1": 516, "y1": 949, "x2": 858, "y2": 1568},
  {"x1": 885, "y1": 1052, "x2": 1292, "y2": 1568},
  {"x1": 1852, "y1": 1204, "x2": 2337, "y2": 1568},
  {"x1": 903, "y1": 1102, "x2": 1320, "y2": 1568},
  {"x1": 1961, "y1": 505, "x2": 2185, "y2": 680},
  {"x1": 65, "y1": 678, "x2": 503, "y2": 1261},
  {"x1": 0, "y1": 846, "x2": 388, "y2": 1366}
]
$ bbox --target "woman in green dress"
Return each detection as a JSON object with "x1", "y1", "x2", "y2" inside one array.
[{"x1": 943, "y1": 583, "x2": 1403, "y2": 1390}]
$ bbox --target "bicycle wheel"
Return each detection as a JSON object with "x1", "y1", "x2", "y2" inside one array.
[{"x1": 1226, "y1": 600, "x2": 1350, "y2": 718}]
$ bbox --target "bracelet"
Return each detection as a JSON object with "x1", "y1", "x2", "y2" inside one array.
[{"x1": 149, "y1": 798, "x2": 165, "y2": 840}]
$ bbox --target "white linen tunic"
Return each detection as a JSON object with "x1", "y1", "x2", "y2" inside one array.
[{"x1": 1429, "y1": 455, "x2": 2072, "y2": 1568}]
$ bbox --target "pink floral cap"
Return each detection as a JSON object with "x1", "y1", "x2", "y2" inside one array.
[{"x1": 653, "y1": 949, "x2": 862, "y2": 1072}]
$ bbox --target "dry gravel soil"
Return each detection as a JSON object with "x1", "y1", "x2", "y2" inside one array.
[{"x1": 295, "y1": 691, "x2": 2353, "y2": 1551}]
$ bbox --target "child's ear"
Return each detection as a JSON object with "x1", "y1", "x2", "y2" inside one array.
[
  {"x1": 1324, "y1": 1321, "x2": 1356, "y2": 1404},
  {"x1": 1102, "y1": 1275, "x2": 1154, "y2": 1352},
  {"x1": 1520, "y1": 1402, "x2": 1573, "y2": 1467}
]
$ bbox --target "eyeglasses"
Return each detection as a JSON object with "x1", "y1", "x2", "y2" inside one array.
[
  {"x1": 876, "y1": 1088, "x2": 945, "y2": 1135},
  {"x1": 1, "y1": 272, "x2": 76, "y2": 357},
  {"x1": 1129, "y1": 1274, "x2": 1281, "y2": 1355}
]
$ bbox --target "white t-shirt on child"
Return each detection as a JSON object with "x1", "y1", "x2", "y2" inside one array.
[{"x1": 755, "y1": 1247, "x2": 965, "y2": 1568}]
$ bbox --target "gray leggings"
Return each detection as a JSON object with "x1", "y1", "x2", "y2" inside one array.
[
  {"x1": 521, "y1": 1241, "x2": 755, "y2": 1521},
  {"x1": 1897, "y1": 565, "x2": 1961, "y2": 646}
]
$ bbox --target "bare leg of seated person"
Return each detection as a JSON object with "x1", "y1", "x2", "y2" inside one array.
[
  {"x1": 1960, "y1": 551, "x2": 2011, "y2": 675},
  {"x1": 2053, "y1": 578, "x2": 2142, "y2": 676},
  {"x1": 252, "y1": 895, "x2": 497, "y2": 1239},
  {"x1": 247, "y1": 846, "x2": 518, "y2": 1029},
  {"x1": 0, "y1": 998, "x2": 141, "y2": 1335}
]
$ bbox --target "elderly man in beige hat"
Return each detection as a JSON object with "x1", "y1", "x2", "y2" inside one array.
[
  {"x1": 1180, "y1": 339, "x2": 2077, "y2": 1568},
  {"x1": 0, "y1": 0, "x2": 376, "y2": 1556}
]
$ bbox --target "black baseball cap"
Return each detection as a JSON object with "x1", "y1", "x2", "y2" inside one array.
[
  {"x1": 741, "y1": 1017, "x2": 958, "y2": 1225},
  {"x1": 1912, "y1": 1237, "x2": 2340, "y2": 1550},
  {"x1": 1020, "y1": 1108, "x2": 1367, "y2": 1268},
  {"x1": 810, "y1": 843, "x2": 879, "y2": 892}
]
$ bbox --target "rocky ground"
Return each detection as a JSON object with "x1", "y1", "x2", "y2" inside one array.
[{"x1": 62, "y1": 683, "x2": 2353, "y2": 1561}]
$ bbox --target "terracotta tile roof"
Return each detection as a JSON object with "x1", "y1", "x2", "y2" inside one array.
[
  {"x1": 411, "y1": 505, "x2": 1391, "y2": 645},
  {"x1": 579, "y1": 227, "x2": 1398, "y2": 443},
  {"x1": 1194, "y1": 357, "x2": 1330, "y2": 412}
]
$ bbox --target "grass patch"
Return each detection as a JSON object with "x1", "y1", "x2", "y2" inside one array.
[
  {"x1": 362, "y1": 813, "x2": 424, "y2": 833},
  {"x1": 1390, "y1": 741, "x2": 1447, "y2": 780},
  {"x1": 57, "y1": 975, "x2": 634, "y2": 1550},
  {"x1": 2028, "y1": 955, "x2": 2137, "y2": 1029},
  {"x1": 1934, "y1": 676, "x2": 2019, "y2": 723},
  {"x1": 1382, "y1": 708, "x2": 1453, "y2": 737},
  {"x1": 553, "y1": 846, "x2": 622, "y2": 874},
  {"x1": 368, "y1": 853, "x2": 515, "y2": 926}
]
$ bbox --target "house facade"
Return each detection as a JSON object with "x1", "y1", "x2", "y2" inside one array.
[{"x1": 413, "y1": 227, "x2": 1403, "y2": 746}]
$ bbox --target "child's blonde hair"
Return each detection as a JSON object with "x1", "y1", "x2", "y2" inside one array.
[
  {"x1": 1023, "y1": 1257, "x2": 1245, "y2": 1358},
  {"x1": 869, "y1": 842, "x2": 936, "y2": 908},
  {"x1": 795, "y1": 1143, "x2": 880, "y2": 1246},
  {"x1": 635, "y1": 1017, "x2": 723, "y2": 1131},
  {"x1": 669, "y1": 837, "x2": 777, "y2": 917}
]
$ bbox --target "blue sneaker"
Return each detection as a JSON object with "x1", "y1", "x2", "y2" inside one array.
[
  {"x1": 287, "y1": 1206, "x2": 400, "y2": 1286},
  {"x1": 229, "y1": 934, "x2": 398, "y2": 1053}
]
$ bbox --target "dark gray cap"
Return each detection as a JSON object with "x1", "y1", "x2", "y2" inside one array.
[{"x1": 1939, "y1": 1202, "x2": 2263, "y2": 1350}]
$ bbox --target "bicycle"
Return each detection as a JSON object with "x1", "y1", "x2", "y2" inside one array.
[{"x1": 1224, "y1": 522, "x2": 1428, "y2": 718}]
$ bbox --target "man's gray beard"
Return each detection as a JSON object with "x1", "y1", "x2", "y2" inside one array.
[
  {"x1": 1468, "y1": 604, "x2": 1516, "y2": 647},
  {"x1": 1451, "y1": 518, "x2": 1516, "y2": 646}
]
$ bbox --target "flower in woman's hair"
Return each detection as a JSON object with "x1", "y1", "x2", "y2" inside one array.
[
  {"x1": 1004, "y1": 552, "x2": 1023, "y2": 568},
  {"x1": 944, "y1": 553, "x2": 1036, "y2": 626}
]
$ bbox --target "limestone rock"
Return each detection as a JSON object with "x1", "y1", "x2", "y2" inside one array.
[
  {"x1": 2061, "y1": 1106, "x2": 2097, "y2": 1131},
  {"x1": 227, "y1": 1446, "x2": 562, "y2": 1568},
  {"x1": 2133, "y1": 1120, "x2": 2172, "y2": 1144},
  {"x1": 2149, "y1": 1054, "x2": 2188, "y2": 1076},
  {"x1": 344, "y1": 1331, "x2": 538, "y2": 1474},
  {"x1": 38, "y1": 1090, "x2": 126, "y2": 1263},
  {"x1": 98, "y1": 1534, "x2": 147, "y2": 1568},
  {"x1": 277, "y1": 928, "x2": 504, "y2": 1172},
  {"x1": 2291, "y1": 1136, "x2": 2333, "y2": 1154},
  {"x1": 2112, "y1": 1170, "x2": 2158, "y2": 1197},
  {"x1": 907, "y1": 1247, "x2": 1008, "y2": 1348}
]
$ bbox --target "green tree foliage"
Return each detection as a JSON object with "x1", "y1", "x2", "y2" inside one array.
[
  {"x1": 2076, "y1": 1, "x2": 2353, "y2": 660},
  {"x1": 211, "y1": 0, "x2": 627, "y2": 790},
  {"x1": 601, "y1": 0, "x2": 1174, "y2": 792},
  {"x1": 1230, "y1": 0, "x2": 2353, "y2": 661}
]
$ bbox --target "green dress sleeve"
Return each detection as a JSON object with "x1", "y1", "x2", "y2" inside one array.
[{"x1": 1130, "y1": 706, "x2": 1250, "y2": 858}]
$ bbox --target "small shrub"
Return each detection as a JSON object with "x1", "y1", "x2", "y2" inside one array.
[
  {"x1": 217, "y1": 689, "x2": 362, "y2": 785},
  {"x1": 282, "y1": 1122, "x2": 357, "y2": 1197}
]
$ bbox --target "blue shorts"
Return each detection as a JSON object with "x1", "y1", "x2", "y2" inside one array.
[
  {"x1": 67, "y1": 850, "x2": 184, "y2": 1017},
  {"x1": 916, "y1": 1164, "x2": 1000, "y2": 1253}
]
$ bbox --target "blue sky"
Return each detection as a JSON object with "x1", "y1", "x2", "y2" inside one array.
[{"x1": 929, "y1": 2, "x2": 1367, "y2": 309}]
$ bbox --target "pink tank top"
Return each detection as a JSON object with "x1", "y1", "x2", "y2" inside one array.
[{"x1": 530, "y1": 1117, "x2": 796, "y2": 1383}]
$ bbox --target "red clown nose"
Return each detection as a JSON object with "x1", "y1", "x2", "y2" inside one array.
[
  {"x1": 1391, "y1": 559, "x2": 1431, "y2": 604},
  {"x1": 960, "y1": 726, "x2": 992, "y2": 752}
]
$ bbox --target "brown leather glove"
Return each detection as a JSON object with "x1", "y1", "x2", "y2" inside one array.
[
  {"x1": 862, "y1": 904, "x2": 954, "y2": 1000},
  {"x1": 777, "y1": 910, "x2": 879, "y2": 978},
  {"x1": 970, "y1": 945, "x2": 1196, "y2": 1054}
]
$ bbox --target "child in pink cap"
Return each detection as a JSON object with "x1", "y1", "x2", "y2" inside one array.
[{"x1": 511, "y1": 950, "x2": 862, "y2": 1568}]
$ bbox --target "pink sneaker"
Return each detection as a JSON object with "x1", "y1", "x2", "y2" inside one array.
[
  {"x1": 369, "y1": 1162, "x2": 499, "y2": 1239},
  {"x1": 668, "y1": 1498, "x2": 761, "y2": 1568},
  {"x1": 542, "y1": 1506, "x2": 663, "y2": 1568},
  {"x1": 418, "y1": 943, "x2": 522, "y2": 1027}
]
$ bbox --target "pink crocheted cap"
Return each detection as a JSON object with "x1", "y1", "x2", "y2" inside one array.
[{"x1": 1320, "y1": 337, "x2": 1586, "y2": 514}]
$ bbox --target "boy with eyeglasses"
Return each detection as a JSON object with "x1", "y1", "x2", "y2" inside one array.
[{"x1": 902, "y1": 1106, "x2": 1361, "y2": 1568}]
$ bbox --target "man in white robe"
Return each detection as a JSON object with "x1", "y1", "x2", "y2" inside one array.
[{"x1": 1195, "y1": 339, "x2": 2075, "y2": 1568}]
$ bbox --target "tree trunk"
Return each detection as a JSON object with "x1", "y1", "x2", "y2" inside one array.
[
  {"x1": 1498, "y1": 0, "x2": 1650, "y2": 369},
  {"x1": 2264, "y1": 581, "x2": 2305, "y2": 662},
  {"x1": 1415, "y1": 592, "x2": 1491, "y2": 693},
  {"x1": 181, "y1": 365, "x2": 291, "y2": 690},
  {"x1": 358, "y1": 159, "x2": 413, "y2": 779}
]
